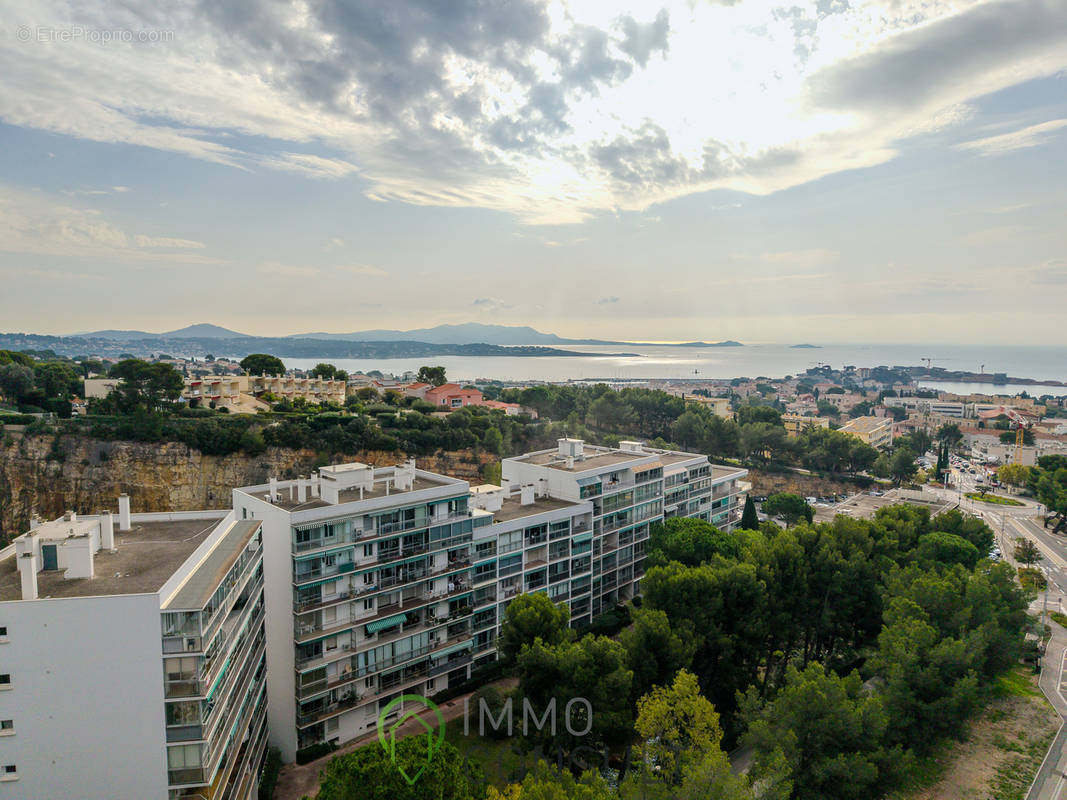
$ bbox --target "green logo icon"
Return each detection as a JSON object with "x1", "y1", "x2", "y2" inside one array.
[{"x1": 377, "y1": 694, "x2": 446, "y2": 785}]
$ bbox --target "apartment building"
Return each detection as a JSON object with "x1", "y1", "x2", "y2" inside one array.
[
  {"x1": 503, "y1": 439, "x2": 748, "y2": 618},
  {"x1": 782, "y1": 414, "x2": 830, "y2": 438},
  {"x1": 232, "y1": 461, "x2": 595, "y2": 761},
  {"x1": 839, "y1": 416, "x2": 894, "y2": 449},
  {"x1": 84, "y1": 374, "x2": 346, "y2": 410},
  {"x1": 0, "y1": 502, "x2": 267, "y2": 800},
  {"x1": 883, "y1": 396, "x2": 967, "y2": 418}
]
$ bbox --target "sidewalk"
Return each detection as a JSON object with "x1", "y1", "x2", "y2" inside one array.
[{"x1": 1027, "y1": 621, "x2": 1067, "y2": 800}]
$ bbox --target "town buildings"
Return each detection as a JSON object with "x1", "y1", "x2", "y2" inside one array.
[
  {"x1": 781, "y1": 413, "x2": 830, "y2": 438},
  {"x1": 838, "y1": 415, "x2": 894, "y2": 450},
  {"x1": 84, "y1": 374, "x2": 346, "y2": 411},
  {"x1": 0, "y1": 503, "x2": 267, "y2": 800}
]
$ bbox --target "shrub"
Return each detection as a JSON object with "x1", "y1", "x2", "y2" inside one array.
[{"x1": 295, "y1": 740, "x2": 337, "y2": 765}]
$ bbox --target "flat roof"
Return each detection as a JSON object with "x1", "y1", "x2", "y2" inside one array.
[
  {"x1": 493, "y1": 496, "x2": 584, "y2": 523},
  {"x1": 164, "y1": 520, "x2": 261, "y2": 610},
  {"x1": 841, "y1": 416, "x2": 892, "y2": 433},
  {"x1": 0, "y1": 518, "x2": 222, "y2": 602},
  {"x1": 712, "y1": 465, "x2": 747, "y2": 480},
  {"x1": 260, "y1": 475, "x2": 457, "y2": 511},
  {"x1": 515, "y1": 449, "x2": 652, "y2": 472}
]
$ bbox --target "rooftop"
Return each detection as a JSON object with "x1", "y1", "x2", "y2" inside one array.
[
  {"x1": 0, "y1": 516, "x2": 225, "y2": 602},
  {"x1": 492, "y1": 495, "x2": 584, "y2": 522},
  {"x1": 514, "y1": 448, "x2": 654, "y2": 472},
  {"x1": 840, "y1": 416, "x2": 892, "y2": 434},
  {"x1": 712, "y1": 464, "x2": 748, "y2": 481},
  {"x1": 247, "y1": 474, "x2": 459, "y2": 512},
  {"x1": 164, "y1": 520, "x2": 261, "y2": 610}
]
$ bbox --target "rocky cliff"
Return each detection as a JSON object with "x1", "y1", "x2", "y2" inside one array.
[{"x1": 0, "y1": 432, "x2": 492, "y2": 544}]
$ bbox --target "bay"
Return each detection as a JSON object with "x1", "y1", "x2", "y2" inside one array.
[{"x1": 282, "y1": 343, "x2": 1067, "y2": 388}]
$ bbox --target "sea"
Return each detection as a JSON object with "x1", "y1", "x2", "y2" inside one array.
[{"x1": 282, "y1": 343, "x2": 1067, "y2": 396}]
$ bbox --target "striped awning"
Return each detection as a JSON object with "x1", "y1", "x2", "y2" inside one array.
[
  {"x1": 366, "y1": 613, "x2": 406, "y2": 634},
  {"x1": 572, "y1": 532, "x2": 593, "y2": 544},
  {"x1": 435, "y1": 640, "x2": 473, "y2": 658}
]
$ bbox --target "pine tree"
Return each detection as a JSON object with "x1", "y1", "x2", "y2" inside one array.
[{"x1": 740, "y1": 494, "x2": 760, "y2": 530}]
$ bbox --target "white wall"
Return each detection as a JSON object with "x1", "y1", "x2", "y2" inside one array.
[
  {"x1": 0, "y1": 593, "x2": 168, "y2": 799},
  {"x1": 233, "y1": 491, "x2": 299, "y2": 762}
]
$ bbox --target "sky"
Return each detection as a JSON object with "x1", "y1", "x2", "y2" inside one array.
[{"x1": 0, "y1": 0, "x2": 1065, "y2": 345}]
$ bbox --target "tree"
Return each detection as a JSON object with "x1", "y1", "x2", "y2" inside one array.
[
  {"x1": 108, "y1": 359, "x2": 184, "y2": 412},
  {"x1": 315, "y1": 736, "x2": 484, "y2": 800},
  {"x1": 887, "y1": 446, "x2": 918, "y2": 485},
  {"x1": 936, "y1": 423, "x2": 963, "y2": 450},
  {"x1": 488, "y1": 763, "x2": 614, "y2": 800},
  {"x1": 311, "y1": 363, "x2": 340, "y2": 379},
  {"x1": 1000, "y1": 429, "x2": 1034, "y2": 446},
  {"x1": 631, "y1": 669, "x2": 724, "y2": 786},
  {"x1": 1013, "y1": 537, "x2": 1042, "y2": 567},
  {"x1": 739, "y1": 495, "x2": 759, "y2": 531},
  {"x1": 742, "y1": 664, "x2": 897, "y2": 800},
  {"x1": 736, "y1": 405, "x2": 782, "y2": 427},
  {"x1": 620, "y1": 607, "x2": 695, "y2": 702},
  {"x1": 417, "y1": 365, "x2": 448, "y2": 386},
  {"x1": 740, "y1": 422, "x2": 789, "y2": 464},
  {"x1": 647, "y1": 517, "x2": 740, "y2": 566},
  {"x1": 482, "y1": 427, "x2": 504, "y2": 455},
  {"x1": 498, "y1": 592, "x2": 572, "y2": 663},
  {"x1": 671, "y1": 410, "x2": 709, "y2": 450},
  {"x1": 34, "y1": 361, "x2": 80, "y2": 399},
  {"x1": 516, "y1": 635, "x2": 633, "y2": 751},
  {"x1": 762, "y1": 493, "x2": 812, "y2": 527},
  {"x1": 239, "y1": 353, "x2": 285, "y2": 376},
  {"x1": 997, "y1": 463, "x2": 1032, "y2": 487},
  {"x1": 916, "y1": 532, "x2": 980, "y2": 570},
  {"x1": 0, "y1": 363, "x2": 36, "y2": 404}
]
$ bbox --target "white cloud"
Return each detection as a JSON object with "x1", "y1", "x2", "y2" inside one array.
[
  {"x1": 957, "y1": 119, "x2": 1067, "y2": 156},
  {"x1": 0, "y1": 0, "x2": 1064, "y2": 224},
  {"x1": 337, "y1": 264, "x2": 387, "y2": 277},
  {"x1": 133, "y1": 235, "x2": 206, "y2": 249},
  {"x1": 472, "y1": 297, "x2": 512, "y2": 312}
]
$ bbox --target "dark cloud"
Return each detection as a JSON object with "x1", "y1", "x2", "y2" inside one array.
[
  {"x1": 618, "y1": 9, "x2": 670, "y2": 68},
  {"x1": 809, "y1": 0, "x2": 1067, "y2": 113}
]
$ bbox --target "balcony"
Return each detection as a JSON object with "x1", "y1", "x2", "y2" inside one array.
[
  {"x1": 294, "y1": 590, "x2": 352, "y2": 615},
  {"x1": 297, "y1": 693, "x2": 361, "y2": 728},
  {"x1": 294, "y1": 531, "x2": 362, "y2": 554},
  {"x1": 297, "y1": 667, "x2": 362, "y2": 701}
]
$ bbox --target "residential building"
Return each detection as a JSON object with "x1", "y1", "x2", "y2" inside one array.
[
  {"x1": 502, "y1": 439, "x2": 748, "y2": 618},
  {"x1": 423, "y1": 383, "x2": 484, "y2": 409},
  {"x1": 782, "y1": 414, "x2": 830, "y2": 438},
  {"x1": 0, "y1": 503, "x2": 267, "y2": 800},
  {"x1": 84, "y1": 373, "x2": 346, "y2": 410},
  {"x1": 681, "y1": 395, "x2": 732, "y2": 418},
  {"x1": 839, "y1": 416, "x2": 894, "y2": 449}
]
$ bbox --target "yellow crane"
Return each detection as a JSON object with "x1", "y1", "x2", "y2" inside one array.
[{"x1": 1004, "y1": 409, "x2": 1032, "y2": 465}]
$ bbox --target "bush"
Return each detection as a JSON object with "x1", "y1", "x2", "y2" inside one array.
[
  {"x1": 258, "y1": 747, "x2": 282, "y2": 799},
  {"x1": 1019, "y1": 567, "x2": 1047, "y2": 593},
  {"x1": 295, "y1": 740, "x2": 337, "y2": 765},
  {"x1": 580, "y1": 606, "x2": 632, "y2": 637},
  {"x1": 0, "y1": 413, "x2": 36, "y2": 425}
]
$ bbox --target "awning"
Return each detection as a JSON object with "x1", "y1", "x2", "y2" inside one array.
[
  {"x1": 366, "y1": 613, "x2": 407, "y2": 634},
  {"x1": 435, "y1": 640, "x2": 473, "y2": 658},
  {"x1": 633, "y1": 462, "x2": 663, "y2": 473},
  {"x1": 572, "y1": 532, "x2": 593, "y2": 543},
  {"x1": 576, "y1": 475, "x2": 601, "y2": 486}
]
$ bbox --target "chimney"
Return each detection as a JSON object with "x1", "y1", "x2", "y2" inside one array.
[
  {"x1": 29, "y1": 515, "x2": 41, "y2": 531},
  {"x1": 19, "y1": 550, "x2": 38, "y2": 601},
  {"x1": 269, "y1": 477, "x2": 278, "y2": 503},
  {"x1": 118, "y1": 494, "x2": 131, "y2": 531},
  {"x1": 63, "y1": 510, "x2": 76, "y2": 522},
  {"x1": 100, "y1": 510, "x2": 115, "y2": 551},
  {"x1": 297, "y1": 476, "x2": 307, "y2": 503},
  {"x1": 520, "y1": 485, "x2": 535, "y2": 506},
  {"x1": 310, "y1": 471, "x2": 320, "y2": 498}
]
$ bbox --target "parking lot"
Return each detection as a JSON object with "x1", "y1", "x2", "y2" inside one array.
[{"x1": 811, "y1": 489, "x2": 957, "y2": 523}]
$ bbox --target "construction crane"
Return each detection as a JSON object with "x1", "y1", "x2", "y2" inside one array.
[
  {"x1": 921, "y1": 357, "x2": 944, "y2": 369},
  {"x1": 1004, "y1": 408, "x2": 1033, "y2": 464}
]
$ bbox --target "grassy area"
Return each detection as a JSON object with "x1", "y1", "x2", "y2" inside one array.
[
  {"x1": 1018, "y1": 567, "x2": 1048, "y2": 593},
  {"x1": 445, "y1": 725, "x2": 547, "y2": 788},
  {"x1": 890, "y1": 666, "x2": 1059, "y2": 800},
  {"x1": 1051, "y1": 611, "x2": 1067, "y2": 629},
  {"x1": 966, "y1": 492, "x2": 1024, "y2": 507}
]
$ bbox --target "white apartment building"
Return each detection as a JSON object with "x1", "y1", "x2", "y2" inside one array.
[
  {"x1": 0, "y1": 501, "x2": 267, "y2": 800},
  {"x1": 502, "y1": 439, "x2": 748, "y2": 618},
  {"x1": 1, "y1": 441, "x2": 744, "y2": 782}
]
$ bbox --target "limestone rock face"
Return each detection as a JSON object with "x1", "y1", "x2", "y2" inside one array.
[{"x1": 0, "y1": 433, "x2": 489, "y2": 544}]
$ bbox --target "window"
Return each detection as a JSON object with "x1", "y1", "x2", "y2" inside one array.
[
  {"x1": 0, "y1": 720, "x2": 12, "y2": 735},
  {"x1": 363, "y1": 599, "x2": 374, "y2": 611},
  {"x1": 0, "y1": 674, "x2": 9, "y2": 688},
  {"x1": 426, "y1": 679, "x2": 436, "y2": 691},
  {"x1": 363, "y1": 544, "x2": 374, "y2": 557},
  {"x1": 1, "y1": 765, "x2": 15, "y2": 780},
  {"x1": 0, "y1": 626, "x2": 7, "y2": 637}
]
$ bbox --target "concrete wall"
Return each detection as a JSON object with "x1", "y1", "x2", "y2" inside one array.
[{"x1": 0, "y1": 593, "x2": 168, "y2": 799}]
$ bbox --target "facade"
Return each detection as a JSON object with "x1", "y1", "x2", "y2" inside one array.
[
  {"x1": 502, "y1": 439, "x2": 748, "y2": 618},
  {"x1": 839, "y1": 416, "x2": 894, "y2": 449},
  {"x1": 84, "y1": 374, "x2": 346, "y2": 410},
  {"x1": 782, "y1": 414, "x2": 830, "y2": 438},
  {"x1": 683, "y1": 395, "x2": 732, "y2": 418},
  {"x1": 423, "y1": 383, "x2": 484, "y2": 409},
  {"x1": 0, "y1": 503, "x2": 267, "y2": 800}
]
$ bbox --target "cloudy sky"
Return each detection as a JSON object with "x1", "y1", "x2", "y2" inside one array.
[{"x1": 1, "y1": 0, "x2": 1065, "y2": 344}]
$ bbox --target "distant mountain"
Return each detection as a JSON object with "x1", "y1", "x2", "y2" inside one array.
[
  {"x1": 290, "y1": 323, "x2": 576, "y2": 346},
  {"x1": 77, "y1": 323, "x2": 250, "y2": 341},
  {"x1": 791, "y1": 344, "x2": 820, "y2": 349},
  {"x1": 162, "y1": 323, "x2": 251, "y2": 339},
  {"x1": 289, "y1": 323, "x2": 743, "y2": 348}
]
